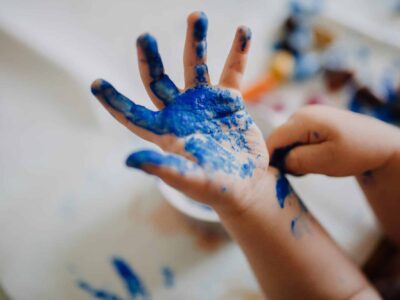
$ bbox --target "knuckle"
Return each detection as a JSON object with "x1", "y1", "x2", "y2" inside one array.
[{"x1": 287, "y1": 149, "x2": 302, "y2": 172}]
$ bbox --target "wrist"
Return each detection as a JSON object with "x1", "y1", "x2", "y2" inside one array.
[{"x1": 213, "y1": 167, "x2": 281, "y2": 223}]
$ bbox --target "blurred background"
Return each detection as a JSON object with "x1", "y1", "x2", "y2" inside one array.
[{"x1": 0, "y1": 0, "x2": 399, "y2": 299}]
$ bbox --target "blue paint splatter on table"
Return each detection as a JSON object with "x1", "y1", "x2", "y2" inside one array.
[
  {"x1": 161, "y1": 266, "x2": 174, "y2": 288},
  {"x1": 77, "y1": 256, "x2": 150, "y2": 300}
]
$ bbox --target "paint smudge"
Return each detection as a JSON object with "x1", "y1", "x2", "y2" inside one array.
[
  {"x1": 161, "y1": 266, "x2": 174, "y2": 288},
  {"x1": 290, "y1": 196, "x2": 309, "y2": 238},
  {"x1": 77, "y1": 280, "x2": 123, "y2": 300},
  {"x1": 126, "y1": 151, "x2": 195, "y2": 175},
  {"x1": 275, "y1": 172, "x2": 292, "y2": 208},
  {"x1": 239, "y1": 27, "x2": 252, "y2": 52},
  {"x1": 77, "y1": 257, "x2": 149, "y2": 300},
  {"x1": 240, "y1": 158, "x2": 256, "y2": 178},
  {"x1": 275, "y1": 172, "x2": 309, "y2": 237}
]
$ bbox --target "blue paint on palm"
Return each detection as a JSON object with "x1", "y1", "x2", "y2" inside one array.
[
  {"x1": 93, "y1": 81, "x2": 255, "y2": 177},
  {"x1": 77, "y1": 257, "x2": 149, "y2": 300},
  {"x1": 240, "y1": 158, "x2": 256, "y2": 178}
]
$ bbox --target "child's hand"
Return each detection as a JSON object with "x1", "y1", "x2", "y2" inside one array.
[
  {"x1": 267, "y1": 105, "x2": 400, "y2": 176},
  {"x1": 91, "y1": 12, "x2": 268, "y2": 214}
]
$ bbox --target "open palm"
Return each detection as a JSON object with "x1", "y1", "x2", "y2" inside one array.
[{"x1": 92, "y1": 12, "x2": 269, "y2": 211}]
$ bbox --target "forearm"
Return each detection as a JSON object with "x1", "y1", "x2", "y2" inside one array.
[
  {"x1": 356, "y1": 147, "x2": 400, "y2": 245},
  {"x1": 215, "y1": 167, "x2": 379, "y2": 300}
]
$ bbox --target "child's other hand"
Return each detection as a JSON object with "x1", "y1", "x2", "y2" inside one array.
[
  {"x1": 91, "y1": 12, "x2": 269, "y2": 215},
  {"x1": 267, "y1": 105, "x2": 400, "y2": 176}
]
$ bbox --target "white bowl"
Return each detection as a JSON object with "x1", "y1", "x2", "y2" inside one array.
[{"x1": 157, "y1": 180, "x2": 220, "y2": 223}]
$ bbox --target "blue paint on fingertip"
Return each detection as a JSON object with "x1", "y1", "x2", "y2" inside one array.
[
  {"x1": 92, "y1": 79, "x2": 134, "y2": 112},
  {"x1": 137, "y1": 33, "x2": 164, "y2": 80},
  {"x1": 126, "y1": 150, "x2": 192, "y2": 175},
  {"x1": 137, "y1": 33, "x2": 179, "y2": 104},
  {"x1": 239, "y1": 27, "x2": 252, "y2": 51},
  {"x1": 193, "y1": 12, "x2": 208, "y2": 41}
]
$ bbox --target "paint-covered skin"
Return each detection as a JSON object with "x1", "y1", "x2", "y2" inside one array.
[
  {"x1": 91, "y1": 12, "x2": 272, "y2": 210},
  {"x1": 275, "y1": 172, "x2": 308, "y2": 237}
]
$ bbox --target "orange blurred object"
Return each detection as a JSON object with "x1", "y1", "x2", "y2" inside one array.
[
  {"x1": 242, "y1": 73, "x2": 280, "y2": 102},
  {"x1": 243, "y1": 50, "x2": 295, "y2": 102}
]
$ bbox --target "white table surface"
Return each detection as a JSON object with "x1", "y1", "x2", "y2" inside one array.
[{"x1": 1, "y1": 1, "x2": 393, "y2": 299}]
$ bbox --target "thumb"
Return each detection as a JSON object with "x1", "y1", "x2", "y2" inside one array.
[
  {"x1": 284, "y1": 142, "x2": 337, "y2": 175},
  {"x1": 126, "y1": 149, "x2": 207, "y2": 195}
]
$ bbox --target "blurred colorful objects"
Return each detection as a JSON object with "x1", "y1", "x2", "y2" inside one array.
[{"x1": 244, "y1": 0, "x2": 334, "y2": 102}]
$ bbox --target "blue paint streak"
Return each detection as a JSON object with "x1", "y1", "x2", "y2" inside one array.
[
  {"x1": 270, "y1": 142, "x2": 303, "y2": 174},
  {"x1": 149, "y1": 75, "x2": 179, "y2": 104},
  {"x1": 112, "y1": 257, "x2": 150, "y2": 300},
  {"x1": 126, "y1": 150, "x2": 193, "y2": 175},
  {"x1": 77, "y1": 257, "x2": 150, "y2": 300},
  {"x1": 290, "y1": 218, "x2": 297, "y2": 235},
  {"x1": 136, "y1": 33, "x2": 179, "y2": 104},
  {"x1": 196, "y1": 41, "x2": 207, "y2": 58},
  {"x1": 290, "y1": 197, "x2": 308, "y2": 237},
  {"x1": 195, "y1": 64, "x2": 208, "y2": 83},
  {"x1": 276, "y1": 172, "x2": 292, "y2": 209},
  {"x1": 94, "y1": 81, "x2": 255, "y2": 178},
  {"x1": 193, "y1": 12, "x2": 208, "y2": 59},
  {"x1": 161, "y1": 266, "x2": 174, "y2": 288}
]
